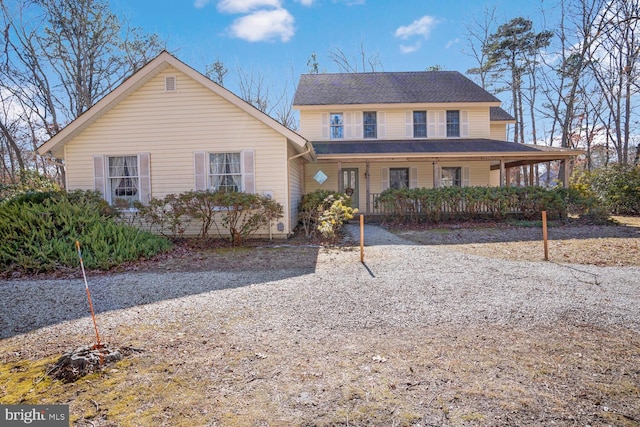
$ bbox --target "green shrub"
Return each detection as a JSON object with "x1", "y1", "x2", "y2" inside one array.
[
  {"x1": 298, "y1": 189, "x2": 341, "y2": 238},
  {"x1": 0, "y1": 170, "x2": 60, "y2": 202},
  {"x1": 317, "y1": 194, "x2": 357, "y2": 241},
  {"x1": 212, "y1": 191, "x2": 284, "y2": 246},
  {"x1": 137, "y1": 191, "x2": 284, "y2": 245},
  {"x1": 574, "y1": 164, "x2": 640, "y2": 215},
  {"x1": 376, "y1": 186, "x2": 573, "y2": 223},
  {"x1": 0, "y1": 190, "x2": 171, "y2": 274},
  {"x1": 134, "y1": 194, "x2": 187, "y2": 237}
]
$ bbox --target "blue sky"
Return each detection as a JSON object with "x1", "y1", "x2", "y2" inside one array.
[{"x1": 114, "y1": 0, "x2": 552, "y2": 94}]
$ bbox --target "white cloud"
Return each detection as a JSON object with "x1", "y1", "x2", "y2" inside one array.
[
  {"x1": 217, "y1": 0, "x2": 282, "y2": 13},
  {"x1": 194, "y1": 0, "x2": 212, "y2": 8},
  {"x1": 228, "y1": 8, "x2": 295, "y2": 42},
  {"x1": 394, "y1": 15, "x2": 438, "y2": 40},
  {"x1": 445, "y1": 38, "x2": 460, "y2": 49},
  {"x1": 296, "y1": 0, "x2": 314, "y2": 5},
  {"x1": 400, "y1": 42, "x2": 421, "y2": 54}
]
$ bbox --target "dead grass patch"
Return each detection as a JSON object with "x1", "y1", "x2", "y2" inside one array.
[
  {"x1": 2, "y1": 323, "x2": 639, "y2": 426},
  {"x1": 392, "y1": 216, "x2": 640, "y2": 267}
]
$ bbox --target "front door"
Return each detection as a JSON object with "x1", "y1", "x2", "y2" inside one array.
[{"x1": 342, "y1": 168, "x2": 359, "y2": 209}]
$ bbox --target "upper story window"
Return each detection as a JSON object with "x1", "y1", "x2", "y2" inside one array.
[
  {"x1": 446, "y1": 110, "x2": 460, "y2": 137},
  {"x1": 413, "y1": 111, "x2": 427, "y2": 138},
  {"x1": 363, "y1": 111, "x2": 377, "y2": 138},
  {"x1": 108, "y1": 155, "x2": 139, "y2": 206},
  {"x1": 209, "y1": 153, "x2": 241, "y2": 192},
  {"x1": 330, "y1": 113, "x2": 344, "y2": 139}
]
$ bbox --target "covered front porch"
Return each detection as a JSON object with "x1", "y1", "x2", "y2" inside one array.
[{"x1": 304, "y1": 139, "x2": 583, "y2": 215}]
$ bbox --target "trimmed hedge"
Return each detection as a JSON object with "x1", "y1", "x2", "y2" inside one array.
[
  {"x1": 375, "y1": 186, "x2": 596, "y2": 224},
  {"x1": 0, "y1": 190, "x2": 171, "y2": 274}
]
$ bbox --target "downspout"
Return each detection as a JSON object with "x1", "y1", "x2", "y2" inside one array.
[{"x1": 287, "y1": 142, "x2": 313, "y2": 237}]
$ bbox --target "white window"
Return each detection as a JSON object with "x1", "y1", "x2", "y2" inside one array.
[
  {"x1": 413, "y1": 111, "x2": 427, "y2": 138},
  {"x1": 442, "y1": 167, "x2": 462, "y2": 187},
  {"x1": 363, "y1": 111, "x2": 377, "y2": 138},
  {"x1": 446, "y1": 110, "x2": 460, "y2": 137},
  {"x1": 209, "y1": 153, "x2": 242, "y2": 192},
  {"x1": 107, "y1": 156, "x2": 139, "y2": 206},
  {"x1": 390, "y1": 168, "x2": 409, "y2": 189},
  {"x1": 330, "y1": 113, "x2": 344, "y2": 139}
]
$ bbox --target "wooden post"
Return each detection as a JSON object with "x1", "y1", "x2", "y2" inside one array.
[
  {"x1": 360, "y1": 214, "x2": 364, "y2": 263},
  {"x1": 542, "y1": 211, "x2": 549, "y2": 261}
]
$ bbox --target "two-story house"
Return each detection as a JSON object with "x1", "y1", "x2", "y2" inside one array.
[
  {"x1": 293, "y1": 72, "x2": 582, "y2": 213},
  {"x1": 37, "y1": 52, "x2": 582, "y2": 237}
]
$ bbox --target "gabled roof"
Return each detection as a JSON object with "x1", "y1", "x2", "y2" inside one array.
[
  {"x1": 38, "y1": 51, "x2": 313, "y2": 160},
  {"x1": 293, "y1": 71, "x2": 501, "y2": 106}
]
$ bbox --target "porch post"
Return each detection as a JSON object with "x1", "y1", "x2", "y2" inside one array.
[
  {"x1": 499, "y1": 160, "x2": 505, "y2": 188},
  {"x1": 337, "y1": 161, "x2": 343, "y2": 192},
  {"x1": 365, "y1": 161, "x2": 371, "y2": 214},
  {"x1": 432, "y1": 161, "x2": 439, "y2": 188},
  {"x1": 562, "y1": 159, "x2": 570, "y2": 188},
  {"x1": 529, "y1": 165, "x2": 534, "y2": 186}
]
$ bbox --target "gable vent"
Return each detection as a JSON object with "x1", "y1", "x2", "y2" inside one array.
[{"x1": 165, "y1": 75, "x2": 176, "y2": 92}]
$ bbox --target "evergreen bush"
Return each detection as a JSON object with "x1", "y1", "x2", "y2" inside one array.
[
  {"x1": 0, "y1": 190, "x2": 171, "y2": 274},
  {"x1": 573, "y1": 165, "x2": 640, "y2": 215}
]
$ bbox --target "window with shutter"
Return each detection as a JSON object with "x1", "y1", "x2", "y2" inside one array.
[
  {"x1": 441, "y1": 167, "x2": 462, "y2": 187},
  {"x1": 107, "y1": 155, "x2": 140, "y2": 207},
  {"x1": 413, "y1": 111, "x2": 427, "y2": 138},
  {"x1": 329, "y1": 113, "x2": 344, "y2": 139}
]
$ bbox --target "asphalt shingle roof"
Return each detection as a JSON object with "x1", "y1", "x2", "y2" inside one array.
[
  {"x1": 312, "y1": 139, "x2": 546, "y2": 155},
  {"x1": 490, "y1": 106, "x2": 516, "y2": 121},
  {"x1": 293, "y1": 72, "x2": 501, "y2": 105}
]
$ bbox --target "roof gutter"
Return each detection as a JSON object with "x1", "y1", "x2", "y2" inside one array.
[{"x1": 288, "y1": 142, "x2": 315, "y2": 162}]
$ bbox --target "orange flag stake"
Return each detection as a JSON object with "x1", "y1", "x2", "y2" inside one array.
[{"x1": 76, "y1": 241, "x2": 103, "y2": 350}]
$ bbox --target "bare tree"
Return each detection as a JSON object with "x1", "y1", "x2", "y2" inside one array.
[
  {"x1": 464, "y1": 6, "x2": 501, "y2": 92},
  {"x1": 0, "y1": 0, "x2": 164, "y2": 183},
  {"x1": 588, "y1": 0, "x2": 640, "y2": 164},
  {"x1": 236, "y1": 67, "x2": 271, "y2": 113},
  {"x1": 327, "y1": 41, "x2": 382, "y2": 73},
  {"x1": 306, "y1": 52, "x2": 319, "y2": 74},
  {"x1": 206, "y1": 58, "x2": 228, "y2": 86}
]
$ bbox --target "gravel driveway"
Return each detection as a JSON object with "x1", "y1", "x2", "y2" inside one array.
[{"x1": 1, "y1": 225, "x2": 639, "y2": 341}]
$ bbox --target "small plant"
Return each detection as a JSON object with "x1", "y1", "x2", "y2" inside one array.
[
  {"x1": 317, "y1": 194, "x2": 357, "y2": 241},
  {"x1": 213, "y1": 191, "x2": 284, "y2": 246},
  {"x1": 298, "y1": 189, "x2": 341, "y2": 238}
]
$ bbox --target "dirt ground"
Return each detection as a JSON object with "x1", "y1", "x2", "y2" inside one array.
[
  {"x1": 1, "y1": 217, "x2": 639, "y2": 426},
  {"x1": 391, "y1": 216, "x2": 640, "y2": 267}
]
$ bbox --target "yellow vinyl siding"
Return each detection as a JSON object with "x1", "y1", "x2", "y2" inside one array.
[
  {"x1": 466, "y1": 108, "x2": 490, "y2": 138},
  {"x1": 64, "y1": 66, "x2": 291, "y2": 237},
  {"x1": 490, "y1": 123, "x2": 508, "y2": 141},
  {"x1": 304, "y1": 161, "x2": 492, "y2": 208},
  {"x1": 298, "y1": 106, "x2": 493, "y2": 140},
  {"x1": 288, "y1": 144, "x2": 305, "y2": 232}
]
